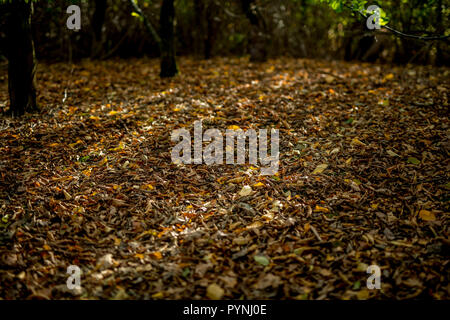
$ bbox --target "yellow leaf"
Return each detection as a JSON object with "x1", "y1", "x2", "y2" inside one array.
[
  {"x1": 246, "y1": 221, "x2": 263, "y2": 230},
  {"x1": 233, "y1": 237, "x2": 249, "y2": 245},
  {"x1": 100, "y1": 157, "x2": 108, "y2": 165},
  {"x1": 69, "y1": 140, "x2": 83, "y2": 148},
  {"x1": 152, "y1": 252, "x2": 163, "y2": 259},
  {"x1": 152, "y1": 292, "x2": 164, "y2": 299},
  {"x1": 228, "y1": 176, "x2": 244, "y2": 184},
  {"x1": 384, "y1": 73, "x2": 394, "y2": 80},
  {"x1": 419, "y1": 210, "x2": 436, "y2": 221},
  {"x1": 142, "y1": 184, "x2": 154, "y2": 190},
  {"x1": 73, "y1": 206, "x2": 85, "y2": 214},
  {"x1": 314, "y1": 205, "x2": 329, "y2": 213},
  {"x1": 43, "y1": 244, "x2": 51, "y2": 251},
  {"x1": 135, "y1": 253, "x2": 144, "y2": 259},
  {"x1": 228, "y1": 125, "x2": 240, "y2": 130},
  {"x1": 325, "y1": 75, "x2": 335, "y2": 83},
  {"x1": 356, "y1": 289, "x2": 370, "y2": 300},
  {"x1": 304, "y1": 223, "x2": 310, "y2": 233},
  {"x1": 378, "y1": 99, "x2": 389, "y2": 106},
  {"x1": 206, "y1": 283, "x2": 224, "y2": 300},
  {"x1": 312, "y1": 163, "x2": 328, "y2": 174},
  {"x1": 108, "y1": 110, "x2": 119, "y2": 116},
  {"x1": 63, "y1": 190, "x2": 72, "y2": 200},
  {"x1": 90, "y1": 115, "x2": 100, "y2": 121},
  {"x1": 110, "y1": 142, "x2": 125, "y2": 152},
  {"x1": 253, "y1": 182, "x2": 265, "y2": 187},
  {"x1": 351, "y1": 138, "x2": 366, "y2": 146}
]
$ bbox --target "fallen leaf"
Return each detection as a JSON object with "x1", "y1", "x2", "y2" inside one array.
[
  {"x1": 314, "y1": 205, "x2": 329, "y2": 213},
  {"x1": 254, "y1": 255, "x2": 270, "y2": 266},
  {"x1": 238, "y1": 185, "x2": 252, "y2": 197},
  {"x1": 419, "y1": 210, "x2": 436, "y2": 221},
  {"x1": 407, "y1": 157, "x2": 420, "y2": 165},
  {"x1": 387, "y1": 150, "x2": 399, "y2": 157},
  {"x1": 312, "y1": 163, "x2": 328, "y2": 174},
  {"x1": 206, "y1": 283, "x2": 224, "y2": 300}
]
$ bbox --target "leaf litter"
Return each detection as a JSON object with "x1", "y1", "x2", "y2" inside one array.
[{"x1": 0, "y1": 57, "x2": 449, "y2": 299}]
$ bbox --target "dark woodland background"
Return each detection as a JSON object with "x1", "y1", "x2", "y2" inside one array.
[{"x1": 1, "y1": 0, "x2": 449, "y2": 65}]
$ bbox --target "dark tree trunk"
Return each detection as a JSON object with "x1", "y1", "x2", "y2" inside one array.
[
  {"x1": 204, "y1": 13, "x2": 214, "y2": 60},
  {"x1": 194, "y1": 0, "x2": 205, "y2": 58},
  {"x1": 241, "y1": 0, "x2": 267, "y2": 62},
  {"x1": 435, "y1": 0, "x2": 444, "y2": 65},
  {"x1": 194, "y1": 0, "x2": 217, "y2": 60},
  {"x1": 344, "y1": 21, "x2": 361, "y2": 61},
  {"x1": 160, "y1": 0, "x2": 178, "y2": 78},
  {"x1": 204, "y1": 2, "x2": 218, "y2": 60},
  {"x1": 3, "y1": 0, "x2": 38, "y2": 116},
  {"x1": 91, "y1": 0, "x2": 107, "y2": 57}
]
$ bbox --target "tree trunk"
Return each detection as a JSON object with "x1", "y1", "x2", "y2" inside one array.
[
  {"x1": 91, "y1": 0, "x2": 107, "y2": 57},
  {"x1": 193, "y1": 0, "x2": 205, "y2": 58},
  {"x1": 204, "y1": 1, "x2": 218, "y2": 60},
  {"x1": 194, "y1": 0, "x2": 217, "y2": 60},
  {"x1": 204, "y1": 13, "x2": 213, "y2": 60},
  {"x1": 241, "y1": 0, "x2": 267, "y2": 62},
  {"x1": 3, "y1": 0, "x2": 38, "y2": 116},
  {"x1": 160, "y1": 0, "x2": 178, "y2": 78},
  {"x1": 435, "y1": 0, "x2": 444, "y2": 65}
]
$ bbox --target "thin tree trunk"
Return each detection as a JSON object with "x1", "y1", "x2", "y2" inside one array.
[
  {"x1": 91, "y1": 0, "x2": 107, "y2": 57},
  {"x1": 241, "y1": 0, "x2": 267, "y2": 62},
  {"x1": 194, "y1": 0, "x2": 216, "y2": 60},
  {"x1": 160, "y1": 0, "x2": 178, "y2": 77},
  {"x1": 204, "y1": 1, "x2": 218, "y2": 60},
  {"x1": 436, "y1": 0, "x2": 444, "y2": 65},
  {"x1": 4, "y1": 0, "x2": 38, "y2": 116},
  {"x1": 205, "y1": 13, "x2": 213, "y2": 59},
  {"x1": 194, "y1": 0, "x2": 205, "y2": 58}
]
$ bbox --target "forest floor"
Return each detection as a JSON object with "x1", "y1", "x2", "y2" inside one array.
[{"x1": 0, "y1": 57, "x2": 449, "y2": 300}]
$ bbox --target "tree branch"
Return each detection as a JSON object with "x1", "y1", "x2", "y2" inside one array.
[
  {"x1": 129, "y1": 0, "x2": 162, "y2": 51},
  {"x1": 344, "y1": 3, "x2": 450, "y2": 41}
]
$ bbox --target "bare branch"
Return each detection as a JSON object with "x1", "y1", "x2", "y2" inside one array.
[
  {"x1": 129, "y1": 0, "x2": 162, "y2": 50},
  {"x1": 344, "y1": 3, "x2": 450, "y2": 41}
]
